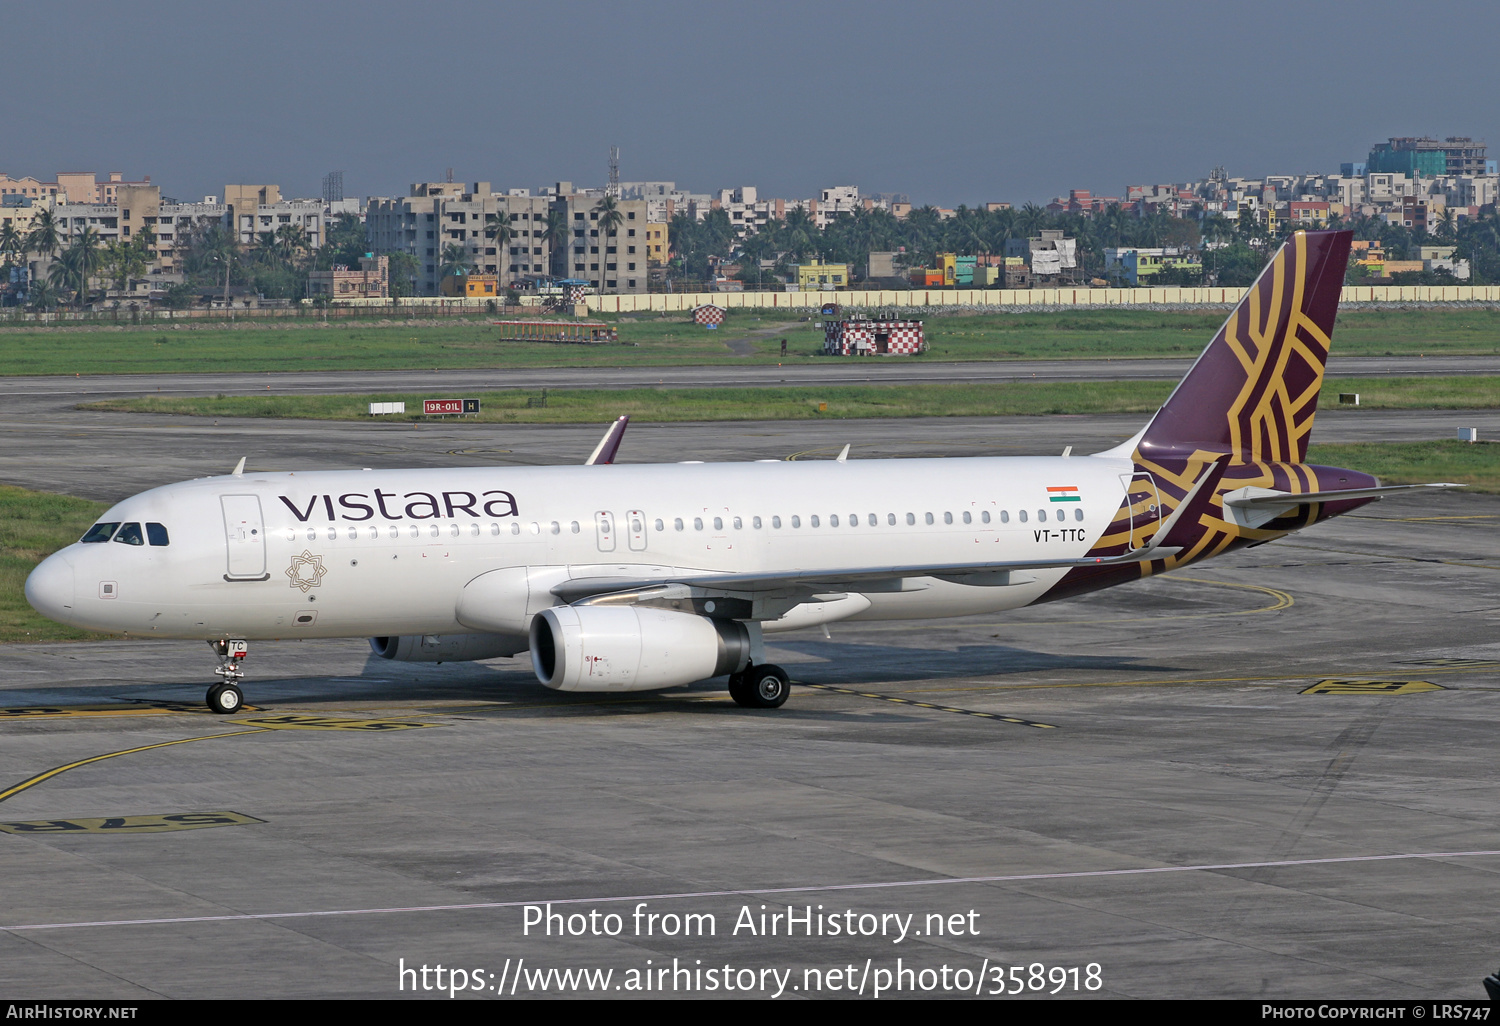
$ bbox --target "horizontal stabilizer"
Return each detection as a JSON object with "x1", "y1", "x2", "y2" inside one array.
[{"x1": 1223, "y1": 482, "x2": 1465, "y2": 509}]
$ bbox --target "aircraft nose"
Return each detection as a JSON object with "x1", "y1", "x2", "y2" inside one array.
[{"x1": 26, "y1": 552, "x2": 76, "y2": 618}]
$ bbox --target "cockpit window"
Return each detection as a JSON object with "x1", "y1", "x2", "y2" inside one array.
[
  {"x1": 113, "y1": 522, "x2": 145, "y2": 546},
  {"x1": 81, "y1": 522, "x2": 120, "y2": 543},
  {"x1": 146, "y1": 523, "x2": 170, "y2": 547}
]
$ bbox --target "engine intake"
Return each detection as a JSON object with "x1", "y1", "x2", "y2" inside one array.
[
  {"x1": 369, "y1": 633, "x2": 528, "y2": 663},
  {"x1": 530, "y1": 606, "x2": 751, "y2": 692}
]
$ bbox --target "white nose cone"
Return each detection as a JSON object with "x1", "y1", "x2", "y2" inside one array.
[{"x1": 26, "y1": 552, "x2": 76, "y2": 619}]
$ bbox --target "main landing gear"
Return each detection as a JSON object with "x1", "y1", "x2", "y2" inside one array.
[
  {"x1": 728, "y1": 664, "x2": 791, "y2": 709},
  {"x1": 207, "y1": 639, "x2": 248, "y2": 714}
]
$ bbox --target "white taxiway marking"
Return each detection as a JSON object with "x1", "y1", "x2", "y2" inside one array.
[{"x1": 4, "y1": 849, "x2": 1498, "y2": 933}]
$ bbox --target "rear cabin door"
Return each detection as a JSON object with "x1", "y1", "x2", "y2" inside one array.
[
  {"x1": 1119, "y1": 473, "x2": 1163, "y2": 549},
  {"x1": 221, "y1": 495, "x2": 267, "y2": 579}
]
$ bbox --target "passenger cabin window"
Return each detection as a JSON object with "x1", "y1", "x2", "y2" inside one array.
[
  {"x1": 790, "y1": 516, "x2": 800, "y2": 528},
  {"x1": 1000, "y1": 510, "x2": 1010, "y2": 523},
  {"x1": 943, "y1": 512, "x2": 953, "y2": 525},
  {"x1": 1074, "y1": 508, "x2": 1084, "y2": 521},
  {"x1": 1019, "y1": 510, "x2": 1028, "y2": 523},
  {"x1": 113, "y1": 522, "x2": 145, "y2": 546},
  {"x1": 146, "y1": 523, "x2": 170, "y2": 546},
  {"x1": 980, "y1": 511, "x2": 990, "y2": 524},
  {"x1": 81, "y1": 522, "x2": 120, "y2": 543}
]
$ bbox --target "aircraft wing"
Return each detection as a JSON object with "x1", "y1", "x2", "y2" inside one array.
[{"x1": 553, "y1": 545, "x2": 1179, "y2": 602}]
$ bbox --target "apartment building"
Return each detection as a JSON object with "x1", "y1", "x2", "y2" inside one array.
[
  {"x1": 225, "y1": 185, "x2": 324, "y2": 250},
  {"x1": 366, "y1": 182, "x2": 564, "y2": 296},
  {"x1": 555, "y1": 187, "x2": 649, "y2": 293}
]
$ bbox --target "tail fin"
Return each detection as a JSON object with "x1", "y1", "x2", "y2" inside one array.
[{"x1": 1135, "y1": 229, "x2": 1351, "y2": 464}]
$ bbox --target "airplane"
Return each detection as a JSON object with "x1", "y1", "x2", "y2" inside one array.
[{"x1": 24, "y1": 230, "x2": 1459, "y2": 715}]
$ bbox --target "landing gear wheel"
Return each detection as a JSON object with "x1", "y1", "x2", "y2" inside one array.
[
  {"x1": 206, "y1": 682, "x2": 243, "y2": 715},
  {"x1": 729, "y1": 664, "x2": 791, "y2": 709}
]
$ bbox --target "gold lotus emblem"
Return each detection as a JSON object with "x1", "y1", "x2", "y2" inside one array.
[{"x1": 285, "y1": 550, "x2": 328, "y2": 593}]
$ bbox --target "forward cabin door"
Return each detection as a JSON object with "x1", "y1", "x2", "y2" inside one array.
[
  {"x1": 1119, "y1": 473, "x2": 1163, "y2": 549},
  {"x1": 221, "y1": 495, "x2": 267, "y2": 579}
]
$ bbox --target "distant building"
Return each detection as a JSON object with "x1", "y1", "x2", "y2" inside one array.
[
  {"x1": 796, "y1": 260, "x2": 849, "y2": 289},
  {"x1": 366, "y1": 182, "x2": 556, "y2": 296},
  {"x1": 1368, "y1": 136, "x2": 1488, "y2": 178},
  {"x1": 1103, "y1": 246, "x2": 1201, "y2": 286},
  {"x1": 225, "y1": 184, "x2": 324, "y2": 250},
  {"x1": 307, "y1": 254, "x2": 389, "y2": 300},
  {"x1": 644, "y1": 221, "x2": 669, "y2": 265},
  {"x1": 439, "y1": 272, "x2": 498, "y2": 298},
  {"x1": 555, "y1": 187, "x2": 649, "y2": 293},
  {"x1": 824, "y1": 315, "x2": 925, "y2": 356}
]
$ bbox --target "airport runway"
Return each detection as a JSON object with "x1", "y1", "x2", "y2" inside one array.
[
  {"x1": 0, "y1": 405, "x2": 1495, "y2": 503},
  {"x1": 0, "y1": 352, "x2": 1496, "y2": 416}
]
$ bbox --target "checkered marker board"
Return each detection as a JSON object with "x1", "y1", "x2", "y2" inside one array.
[
  {"x1": 823, "y1": 319, "x2": 925, "y2": 355},
  {"x1": 693, "y1": 304, "x2": 727, "y2": 326}
]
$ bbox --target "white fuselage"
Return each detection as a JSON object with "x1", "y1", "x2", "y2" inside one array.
[{"x1": 27, "y1": 456, "x2": 1131, "y2": 641}]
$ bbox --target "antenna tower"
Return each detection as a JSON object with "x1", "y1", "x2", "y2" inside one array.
[
  {"x1": 607, "y1": 146, "x2": 620, "y2": 198},
  {"x1": 321, "y1": 170, "x2": 344, "y2": 204}
]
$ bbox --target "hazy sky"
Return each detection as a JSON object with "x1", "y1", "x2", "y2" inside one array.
[{"x1": 5, "y1": 0, "x2": 1497, "y2": 207}]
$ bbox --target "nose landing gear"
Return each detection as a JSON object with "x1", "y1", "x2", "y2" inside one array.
[{"x1": 207, "y1": 640, "x2": 248, "y2": 714}]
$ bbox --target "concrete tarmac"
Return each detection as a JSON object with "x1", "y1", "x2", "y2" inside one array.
[
  {"x1": 0, "y1": 390, "x2": 1497, "y2": 999},
  {"x1": 0, "y1": 405, "x2": 1495, "y2": 503}
]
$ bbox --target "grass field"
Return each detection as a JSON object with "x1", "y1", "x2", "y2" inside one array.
[
  {"x1": 0, "y1": 486, "x2": 110, "y2": 642},
  {"x1": 79, "y1": 376, "x2": 1500, "y2": 424},
  {"x1": 1307, "y1": 440, "x2": 1500, "y2": 493},
  {"x1": 1, "y1": 307, "x2": 1498, "y2": 375}
]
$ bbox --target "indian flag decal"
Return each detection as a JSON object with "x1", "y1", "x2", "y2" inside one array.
[{"x1": 1047, "y1": 486, "x2": 1080, "y2": 502}]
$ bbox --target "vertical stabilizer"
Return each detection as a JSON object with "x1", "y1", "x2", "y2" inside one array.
[{"x1": 1137, "y1": 230, "x2": 1351, "y2": 463}]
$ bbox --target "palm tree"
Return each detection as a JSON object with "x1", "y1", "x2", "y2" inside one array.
[
  {"x1": 484, "y1": 212, "x2": 512, "y2": 278},
  {"x1": 0, "y1": 222, "x2": 24, "y2": 271},
  {"x1": 274, "y1": 223, "x2": 308, "y2": 266},
  {"x1": 252, "y1": 231, "x2": 281, "y2": 267},
  {"x1": 59, "y1": 227, "x2": 104, "y2": 306},
  {"x1": 541, "y1": 207, "x2": 570, "y2": 278},
  {"x1": 27, "y1": 208, "x2": 60, "y2": 265},
  {"x1": 26, "y1": 278, "x2": 57, "y2": 311},
  {"x1": 439, "y1": 242, "x2": 469, "y2": 279},
  {"x1": 593, "y1": 196, "x2": 625, "y2": 291}
]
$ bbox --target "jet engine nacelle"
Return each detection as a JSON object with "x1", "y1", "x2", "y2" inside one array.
[
  {"x1": 529, "y1": 605, "x2": 751, "y2": 692},
  {"x1": 369, "y1": 633, "x2": 528, "y2": 663}
]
